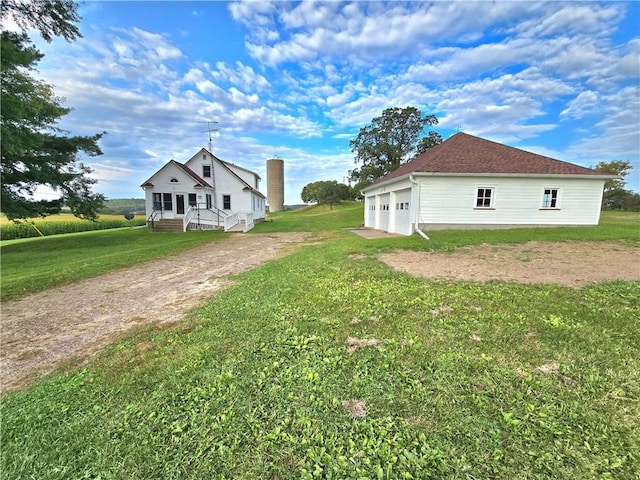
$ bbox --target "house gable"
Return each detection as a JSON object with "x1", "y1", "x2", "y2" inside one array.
[
  {"x1": 140, "y1": 160, "x2": 211, "y2": 189},
  {"x1": 184, "y1": 148, "x2": 265, "y2": 199}
]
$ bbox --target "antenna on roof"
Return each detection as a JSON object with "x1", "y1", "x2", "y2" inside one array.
[
  {"x1": 456, "y1": 123, "x2": 463, "y2": 132},
  {"x1": 198, "y1": 120, "x2": 219, "y2": 151}
]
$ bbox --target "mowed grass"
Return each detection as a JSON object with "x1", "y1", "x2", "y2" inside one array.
[
  {"x1": 1, "y1": 206, "x2": 639, "y2": 478},
  {"x1": 259, "y1": 201, "x2": 364, "y2": 231}
]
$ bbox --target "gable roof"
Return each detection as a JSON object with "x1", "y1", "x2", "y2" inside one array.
[
  {"x1": 140, "y1": 160, "x2": 212, "y2": 188},
  {"x1": 197, "y1": 148, "x2": 266, "y2": 199},
  {"x1": 366, "y1": 132, "x2": 611, "y2": 188}
]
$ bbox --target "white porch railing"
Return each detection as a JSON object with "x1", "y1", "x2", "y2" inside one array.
[
  {"x1": 182, "y1": 206, "x2": 195, "y2": 232},
  {"x1": 185, "y1": 204, "x2": 228, "y2": 231},
  {"x1": 224, "y1": 212, "x2": 239, "y2": 232},
  {"x1": 240, "y1": 212, "x2": 254, "y2": 232}
]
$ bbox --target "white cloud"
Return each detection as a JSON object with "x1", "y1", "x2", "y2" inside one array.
[{"x1": 560, "y1": 91, "x2": 599, "y2": 119}]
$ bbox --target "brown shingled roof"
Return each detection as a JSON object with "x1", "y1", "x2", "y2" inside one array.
[{"x1": 370, "y1": 132, "x2": 606, "y2": 186}]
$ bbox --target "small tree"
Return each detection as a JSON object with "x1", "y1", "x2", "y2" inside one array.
[
  {"x1": 301, "y1": 181, "x2": 353, "y2": 209},
  {"x1": 1, "y1": 0, "x2": 105, "y2": 220},
  {"x1": 348, "y1": 106, "x2": 440, "y2": 185},
  {"x1": 593, "y1": 160, "x2": 637, "y2": 211}
]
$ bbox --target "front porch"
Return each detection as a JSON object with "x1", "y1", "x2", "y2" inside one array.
[{"x1": 147, "y1": 204, "x2": 255, "y2": 233}]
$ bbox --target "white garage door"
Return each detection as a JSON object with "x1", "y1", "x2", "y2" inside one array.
[
  {"x1": 392, "y1": 188, "x2": 412, "y2": 235},
  {"x1": 365, "y1": 196, "x2": 375, "y2": 228},
  {"x1": 378, "y1": 193, "x2": 390, "y2": 231}
]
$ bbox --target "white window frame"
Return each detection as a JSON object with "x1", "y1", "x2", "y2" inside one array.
[
  {"x1": 541, "y1": 188, "x2": 561, "y2": 209},
  {"x1": 475, "y1": 187, "x2": 495, "y2": 209}
]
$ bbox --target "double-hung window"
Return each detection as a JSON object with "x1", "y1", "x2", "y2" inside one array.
[
  {"x1": 163, "y1": 193, "x2": 173, "y2": 211},
  {"x1": 152, "y1": 193, "x2": 162, "y2": 210},
  {"x1": 542, "y1": 188, "x2": 559, "y2": 208},
  {"x1": 223, "y1": 195, "x2": 231, "y2": 210},
  {"x1": 202, "y1": 165, "x2": 211, "y2": 178},
  {"x1": 475, "y1": 187, "x2": 494, "y2": 208}
]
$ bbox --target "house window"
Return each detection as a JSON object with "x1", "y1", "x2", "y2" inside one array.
[
  {"x1": 163, "y1": 193, "x2": 173, "y2": 211},
  {"x1": 170, "y1": 177, "x2": 178, "y2": 183},
  {"x1": 404, "y1": 202, "x2": 409, "y2": 210},
  {"x1": 476, "y1": 188, "x2": 494, "y2": 208},
  {"x1": 223, "y1": 194, "x2": 231, "y2": 210},
  {"x1": 542, "y1": 188, "x2": 559, "y2": 208},
  {"x1": 202, "y1": 165, "x2": 211, "y2": 178},
  {"x1": 205, "y1": 194, "x2": 212, "y2": 209},
  {"x1": 188, "y1": 194, "x2": 197, "y2": 207},
  {"x1": 152, "y1": 193, "x2": 162, "y2": 210}
]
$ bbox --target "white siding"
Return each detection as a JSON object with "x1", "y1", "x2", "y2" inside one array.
[
  {"x1": 417, "y1": 176, "x2": 605, "y2": 228},
  {"x1": 143, "y1": 164, "x2": 212, "y2": 220}
]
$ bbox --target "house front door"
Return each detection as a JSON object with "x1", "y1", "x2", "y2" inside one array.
[{"x1": 176, "y1": 194, "x2": 185, "y2": 215}]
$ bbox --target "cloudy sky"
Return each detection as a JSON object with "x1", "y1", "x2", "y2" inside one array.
[{"x1": 24, "y1": 1, "x2": 640, "y2": 203}]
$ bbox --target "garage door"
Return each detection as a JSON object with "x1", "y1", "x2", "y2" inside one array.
[
  {"x1": 365, "y1": 196, "x2": 375, "y2": 228},
  {"x1": 378, "y1": 193, "x2": 390, "y2": 232},
  {"x1": 392, "y1": 189, "x2": 412, "y2": 235}
]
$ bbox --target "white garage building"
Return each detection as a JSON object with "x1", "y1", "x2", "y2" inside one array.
[{"x1": 361, "y1": 133, "x2": 614, "y2": 236}]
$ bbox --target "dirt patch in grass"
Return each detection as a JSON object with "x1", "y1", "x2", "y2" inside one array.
[
  {"x1": 0, "y1": 232, "x2": 311, "y2": 393},
  {"x1": 346, "y1": 337, "x2": 380, "y2": 354},
  {"x1": 379, "y1": 241, "x2": 640, "y2": 287},
  {"x1": 341, "y1": 399, "x2": 367, "y2": 418}
]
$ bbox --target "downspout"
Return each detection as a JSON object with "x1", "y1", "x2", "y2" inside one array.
[{"x1": 409, "y1": 175, "x2": 430, "y2": 240}]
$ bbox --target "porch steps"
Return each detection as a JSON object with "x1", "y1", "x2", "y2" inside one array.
[{"x1": 151, "y1": 218, "x2": 183, "y2": 232}]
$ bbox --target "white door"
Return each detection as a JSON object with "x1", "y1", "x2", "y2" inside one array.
[
  {"x1": 378, "y1": 193, "x2": 390, "y2": 232},
  {"x1": 366, "y1": 196, "x2": 375, "y2": 227},
  {"x1": 393, "y1": 189, "x2": 412, "y2": 235}
]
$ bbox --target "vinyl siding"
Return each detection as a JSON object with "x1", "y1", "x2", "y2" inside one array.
[{"x1": 417, "y1": 176, "x2": 604, "y2": 226}]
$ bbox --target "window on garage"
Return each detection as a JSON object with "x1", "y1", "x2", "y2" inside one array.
[{"x1": 475, "y1": 187, "x2": 494, "y2": 209}]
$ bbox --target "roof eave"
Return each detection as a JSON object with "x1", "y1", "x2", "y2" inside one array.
[{"x1": 362, "y1": 171, "x2": 615, "y2": 192}]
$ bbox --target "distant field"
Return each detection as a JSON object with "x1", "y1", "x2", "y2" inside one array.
[
  {"x1": 0, "y1": 213, "x2": 144, "y2": 225},
  {"x1": 0, "y1": 213, "x2": 147, "y2": 240}
]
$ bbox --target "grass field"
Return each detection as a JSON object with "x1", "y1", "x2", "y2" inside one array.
[{"x1": 1, "y1": 205, "x2": 639, "y2": 478}]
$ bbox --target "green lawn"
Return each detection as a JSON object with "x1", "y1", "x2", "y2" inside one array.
[{"x1": 1, "y1": 206, "x2": 639, "y2": 479}]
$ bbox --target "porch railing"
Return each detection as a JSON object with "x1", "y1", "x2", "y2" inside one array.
[
  {"x1": 184, "y1": 204, "x2": 229, "y2": 231},
  {"x1": 240, "y1": 212, "x2": 254, "y2": 232},
  {"x1": 224, "y1": 212, "x2": 239, "y2": 232}
]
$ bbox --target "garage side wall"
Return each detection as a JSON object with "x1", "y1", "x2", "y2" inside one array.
[{"x1": 416, "y1": 176, "x2": 605, "y2": 229}]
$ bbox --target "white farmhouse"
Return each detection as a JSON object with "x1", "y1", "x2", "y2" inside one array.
[
  {"x1": 362, "y1": 133, "x2": 615, "y2": 236},
  {"x1": 141, "y1": 148, "x2": 266, "y2": 232}
]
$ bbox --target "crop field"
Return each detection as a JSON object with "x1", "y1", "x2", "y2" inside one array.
[
  {"x1": 0, "y1": 213, "x2": 147, "y2": 240},
  {"x1": 1, "y1": 205, "x2": 638, "y2": 479}
]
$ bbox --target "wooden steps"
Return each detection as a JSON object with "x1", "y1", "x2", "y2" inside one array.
[{"x1": 151, "y1": 218, "x2": 183, "y2": 232}]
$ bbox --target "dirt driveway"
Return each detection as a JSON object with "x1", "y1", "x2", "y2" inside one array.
[{"x1": 0, "y1": 232, "x2": 311, "y2": 393}]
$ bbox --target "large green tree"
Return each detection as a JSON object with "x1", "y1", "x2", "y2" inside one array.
[
  {"x1": 348, "y1": 106, "x2": 440, "y2": 185},
  {"x1": 1, "y1": 0, "x2": 105, "y2": 220},
  {"x1": 301, "y1": 180, "x2": 353, "y2": 209}
]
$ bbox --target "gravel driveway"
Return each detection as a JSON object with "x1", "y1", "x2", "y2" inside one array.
[{"x1": 1, "y1": 232, "x2": 311, "y2": 392}]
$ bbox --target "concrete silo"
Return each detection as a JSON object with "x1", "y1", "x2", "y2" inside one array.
[{"x1": 266, "y1": 158, "x2": 284, "y2": 212}]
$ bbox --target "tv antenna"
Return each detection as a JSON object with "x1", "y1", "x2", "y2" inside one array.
[{"x1": 199, "y1": 120, "x2": 219, "y2": 151}]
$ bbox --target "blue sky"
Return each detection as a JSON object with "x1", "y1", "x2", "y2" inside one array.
[{"x1": 19, "y1": 1, "x2": 640, "y2": 203}]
